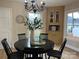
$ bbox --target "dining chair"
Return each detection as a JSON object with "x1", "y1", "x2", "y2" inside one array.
[
  {"x1": 39, "y1": 33, "x2": 48, "y2": 41},
  {"x1": 39, "y1": 33, "x2": 48, "y2": 59},
  {"x1": 18, "y1": 33, "x2": 27, "y2": 40},
  {"x1": 1, "y1": 39, "x2": 24, "y2": 59},
  {"x1": 47, "y1": 38, "x2": 67, "y2": 59}
]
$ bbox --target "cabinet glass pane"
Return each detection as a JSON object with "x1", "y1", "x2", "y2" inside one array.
[
  {"x1": 56, "y1": 11, "x2": 59, "y2": 22},
  {"x1": 50, "y1": 12, "x2": 54, "y2": 23}
]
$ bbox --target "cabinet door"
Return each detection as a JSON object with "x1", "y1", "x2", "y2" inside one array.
[
  {"x1": 47, "y1": 7, "x2": 55, "y2": 32},
  {"x1": 46, "y1": 6, "x2": 64, "y2": 44},
  {"x1": 54, "y1": 6, "x2": 64, "y2": 24},
  {"x1": 47, "y1": 7, "x2": 55, "y2": 24},
  {"x1": 48, "y1": 31, "x2": 62, "y2": 44}
]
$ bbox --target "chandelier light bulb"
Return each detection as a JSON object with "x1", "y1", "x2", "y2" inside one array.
[
  {"x1": 41, "y1": 1, "x2": 43, "y2": 4},
  {"x1": 25, "y1": 0, "x2": 28, "y2": 3}
]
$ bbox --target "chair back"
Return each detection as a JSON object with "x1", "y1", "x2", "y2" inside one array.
[
  {"x1": 1, "y1": 39, "x2": 12, "y2": 56},
  {"x1": 18, "y1": 33, "x2": 26, "y2": 40},
  {"x1": 39, "y1": 33, "x2": 48, "y2": 41},
  {"x1": 59, "y1": 38, "x2": 67, "y2": 53}
]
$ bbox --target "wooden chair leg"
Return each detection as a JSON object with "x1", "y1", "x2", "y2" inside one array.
[
  {"x1": 48, "y1": 56, "x2": 50, "y2": 59},
  {"x1": 58, "y1": 57, "x2": 60, "y2": 59},
  {"x1": 41, "y1": 54, "x2": 43, "y2": 57},
  {"x1": 41, "y1": 54, "x2": 43, "y2": 58},
  {"x1": 45, "y1": 53, "x2": 47, "y2": 59},
  {"x1": 29, "y1": 54, "x2": 31, "y2": 57},
  {"x1": 39, "y1": 54, "x2": 43, "y2": 57},
  {"x1": 54, "y1": 58, "x2": 55, "y2": 59},
  {"x1": 25, "y1": 54, "x2": 28, "y2": 59}
]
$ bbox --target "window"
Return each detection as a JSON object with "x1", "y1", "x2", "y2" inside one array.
[
  {"x1": 28, "y1": 13, "x2": 41, "y2": 22},
  {"x1": 28, "y1": 13, "x2": 41, "y2": 41},
  {"x1": 67, "y1": 12, "x2": 79, "y2": 37}
]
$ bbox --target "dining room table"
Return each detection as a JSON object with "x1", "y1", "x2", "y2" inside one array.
[{"x1": 14, "y1": 39, "x2": 54, "y2": 59}]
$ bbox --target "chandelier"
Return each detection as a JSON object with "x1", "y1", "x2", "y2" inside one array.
[{"x1": 24, "y1": 0, "x2": 45, "y2": 13}]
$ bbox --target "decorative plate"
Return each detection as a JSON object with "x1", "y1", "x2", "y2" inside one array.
[{"x1": 16, "y1": 15, "x2": 25, "y2": 24}]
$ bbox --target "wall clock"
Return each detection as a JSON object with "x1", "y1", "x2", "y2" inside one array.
[{"x1": 16, "y1": 15, "x2": 25, "y2": 24}]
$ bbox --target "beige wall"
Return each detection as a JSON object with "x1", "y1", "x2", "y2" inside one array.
[
  {"x1": 0, "y1": 1, "x2": 26, "y2": 47},
  {"x1": 41, "y1": 9, "x2": 47, "y2": 33}
]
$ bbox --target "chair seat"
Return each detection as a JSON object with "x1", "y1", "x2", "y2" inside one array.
[{"x1": 47, "y1": 50, "x2": 61, "y2": 58}]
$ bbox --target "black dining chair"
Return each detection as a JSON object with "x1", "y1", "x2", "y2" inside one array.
[
  {"x1": 47, "y1": 38, "x2": 67, "y2": 59},
  {"x1": 39, "y1": 33, "x2": 48, "y2": 41},
  {"x1": 1, "y1": 39, "x2": 24, "y2": 59},
  {"x1": 39, "y1": 33, "x2": 48, "y2": 59},
  {"x1": 18, "y1": 33, "x2": 27, "y2": 40}
]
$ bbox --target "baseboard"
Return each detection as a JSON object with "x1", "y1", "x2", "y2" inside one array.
[{"x1": 66, "y1": 44, "x2": 79, "y2": 52}]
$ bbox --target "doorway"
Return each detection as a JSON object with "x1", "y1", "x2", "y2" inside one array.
[{"x1": 0, "y1": 7, "x2": 12, "y2": 49}]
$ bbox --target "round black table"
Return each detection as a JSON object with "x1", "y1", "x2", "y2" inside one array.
[{"x1": 14, "y1": 39, "x2": 54, "y2": 59}]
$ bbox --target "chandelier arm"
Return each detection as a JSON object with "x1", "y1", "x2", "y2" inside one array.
[
  {"x1": 24, "y1": 0, "x2": 45, "y2": 13},
  {"x1": 36, "y1": 2, "x2": 44, "y2": 11},
  {"x1": 29, "y1": 8, "x2": 34, "y2": 12},
  {"x1": 28, "y1": 7, "x2": 35, "y2": 12},
  {"x1": 36, "y1": 3, "x2": 41, "y2": 12},
  {"x1": 28, "y1": 5, "x2": 33, "y2": 10},
  {"x1": 25, "y1": 5, "x2": 33, "y2": 11}
]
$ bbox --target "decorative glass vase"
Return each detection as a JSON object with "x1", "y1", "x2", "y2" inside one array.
[{"x1": 30, "y1": 30, "x2": 34, "y2": 44}]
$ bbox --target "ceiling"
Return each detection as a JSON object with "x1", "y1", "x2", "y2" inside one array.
[{"x1": 1, "y1": 0, "x2": 79, "y2": 6}]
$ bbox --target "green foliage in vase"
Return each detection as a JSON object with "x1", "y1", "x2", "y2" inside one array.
[{"x1": 25, "y1": 17, "x2": 43, "y2": 31}]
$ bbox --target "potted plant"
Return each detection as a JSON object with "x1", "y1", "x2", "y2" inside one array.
[{"x1": 25, "y1": 17, "x2": 43, "y2": 43}]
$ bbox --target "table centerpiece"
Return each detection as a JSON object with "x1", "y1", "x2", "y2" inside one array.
[{"x1": 24, "y1": 16, "x2": 43, "y2": 44}]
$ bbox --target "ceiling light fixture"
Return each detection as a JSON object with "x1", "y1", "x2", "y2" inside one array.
[{"x1": 24, "y1": 0, "x2": 45, "y2": 13}]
